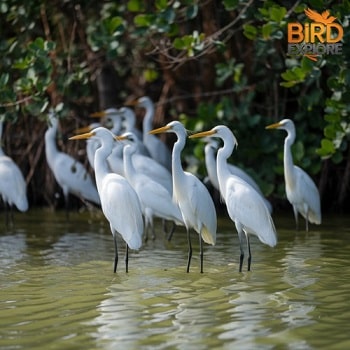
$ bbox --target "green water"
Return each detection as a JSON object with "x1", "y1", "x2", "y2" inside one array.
[{"x1": 0, "y1": 208, "x2": 349, "y2": 349}]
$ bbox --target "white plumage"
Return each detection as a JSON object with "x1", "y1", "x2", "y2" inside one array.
[
  {"x1": 45, "y1": 112, "x2": 100, "y2": 213},
  {"x1": 204, "y1": 138, "x2": 273, "y2": 213},
  {"x1": 190, "y1": 125, "x2": 277, "y2": 272},
  {"x1": 118, "y1": 132, "x2": 184, "y2": 240},
  {"x1": 130, "y1": 96, "x2": 172, "y2": 171},
  {"x1": 0, "y1": 121, "x2": 28, "y2": 221},
  {"x1": 150, "y1": 121, "x2": 217, "y2": 273},
  {"x1": 70, "y1": 127, "x2": 144, "y2": 273},
  {"x1": 266, "y1": 119, "x2": 321, "y2": 231}
]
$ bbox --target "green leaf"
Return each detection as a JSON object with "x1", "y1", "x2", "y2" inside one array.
[
  {"x1": 262, "y1": 23, "x2": 272, "y2": 39},
  {"x1": 104, "y1": 17, "x2": 124, "y2": 35},
  {"x1": 173, "y1": 37, "x2": 185, "y2": 50},
  {"x1": 127, "y1": 0, "x2": 145, "y2": 12},
  {"x1": 222, "y1": 0, "x2": 239, "y2": 11},
  {"x1": 324, "y1": 125, "x2": 337, "y2": 139},
  {"x1": 186, "y1": 5, "x2": 198, "y2": 19},
  {"x1": 332, "y1": 150, "x2": 343, "y2": 164},
  {"x1": 316, "y1": 139, "x2": 335, "y2": 157},
  {"x1": 0, "y1": 73, "x2": 9, "y2": 86},
  {"x1": 243, "y1": 24, "x2": 257, "y2": 40},
  {"x1": 143, "y1": 69, "x2": 159, "y2": 82},
  {"x1": 134, "y1": 14, "x2": 153, "y2": 27},
  {"x1": 269, "y1": 6, "x2": 287, "y2": 22},
  {"x1": 156, "y1": 0, "x2": 167, "y2": 10}
]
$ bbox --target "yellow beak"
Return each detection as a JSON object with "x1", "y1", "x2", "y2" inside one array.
[
  {"x1": 115, "y1": 135, "x2": 127, "y2": 141},
  {"x1": 189, "y1": 129, "x2": 216, "y2": 139},
  {"x1": 265, "y1": 122, "x2": 282, "y2": 130},
  {"x1": 90, "y1": 111, "x2": 107, "y2": 118},
  {"x1": 149, "y1": 125, "x2": 171, "y2": 135},
  {"x1": 69, "y1": 132, "x2": 95, "y2": 140}
]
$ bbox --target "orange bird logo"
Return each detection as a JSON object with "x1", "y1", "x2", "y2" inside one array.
[
  {"x1": 304, "y1": 8, "x2": 337, "y2": 25},
  {"x1": 303, "y1": 8, "x2": 338, "y2": 61}
]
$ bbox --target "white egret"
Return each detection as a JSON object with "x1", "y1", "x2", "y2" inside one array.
[
  {"x1": 80, "y1": 123, "x2": 173, "y2": 193},
  {"x1": 92, "y1": 107, "x2": 150, "y2": 157},
  {"x1": 117, "y1": 132, "x2": 184, "y2": 240},
  {"x1": 150, "y1": 121, "x2": 217, "y2": 273},
  {"x1": 204, "y1": 138, "x2": 273, "y2": 213},
  {"x1": 266, "y1": 119, "x2": 321, "y2": 231},
  {"x1": 0, "y1": 121, "x2": 28, "y2": 225},
  {"x1": 190, "y1": 125, "x2": 277, "y2": 272},
  {"x1": 70, "y1": 127, "x2": 144, "y2": 273},
  {"x1": 128, "y1": 96, "x2": 172, "y2": 171},
  {"x1": 45, "y1": 112, "x2": 100, "y2": 216},
  {"x1": 118, "y1": 107, "x2": 143, "y2": 141},
  {"x1": 91, "y1": 108, "x2": 123, "y2": 135}
]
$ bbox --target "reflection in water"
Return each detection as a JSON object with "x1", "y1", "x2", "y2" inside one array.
[{"x1": 1, "y1": 211, "x2": 350, "y2": 349}]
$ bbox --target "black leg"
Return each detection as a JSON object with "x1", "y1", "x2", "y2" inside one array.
[
  {"x1": 113, "y1": 235, "x2": 118, "y2": 273},
  {"x1": 150, "y1": 217, "x2": 155, "y2": 241},
  {"x1": 5, "y1": 202, "x2": 10, "y2": 228},
  {"x1": 239, "y1": 252, "x2": 244, "y2": 273},
  {"x1": 125, "y1": 244, "x2": 129, "y2": 273},
  {"x1": 186, "y1": 229, "x2": 192, "y2": 273},
  {"x1": 293, "y1": 207, "x2": 299, "y2": 231},
  {"x1": 144, "y1": 217, "x2": 149, "y2": 242},
  {"x1": 238, "y1": 230, "x2": 244, "y2": 273},
  {"x1": 9, "y1": 205, "x2": 14, "y2": 227},
  {"x1": 246, "y1": 234, "x2": 252, "y2": 271},
  {"x1": 199, "y1": 233, "x2": 203, "y2": 273},
  {"x1": 167, "y1": 222, "x2": 176, "y2": 242},
  {"x1": 65, "y1": 195, "x2": 70, "y2": 221}
]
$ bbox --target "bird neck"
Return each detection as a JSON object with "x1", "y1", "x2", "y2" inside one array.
[
  {"x1": 216, "y1": 139, "x2": 234, "y2": 192},
  {"x1": 123, "y1": 144, "x2": 137, "y2": 183},
  {"x1": 172, "y1": 132, "x2": 187, "y2": 187},
  {"x1": 44, "y1": 121, "x2": 60, "y2": 169},
  {"x1": 142, "y1": 103, "x2": 154, "y2": 135},
  {"x1": 94, "y1": 141, "x2": 113, "y2": 188},
  {"x1": 111, "y1": 118, "x2": 122, "y2": 135},
  {"x1": 284, "y1": 129, "x2": 296, "y2": 187},
  {"x1": 205, "y1": 145, "x2": 219, "y2": 188}
]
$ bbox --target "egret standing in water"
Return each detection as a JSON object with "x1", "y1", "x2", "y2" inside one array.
[
  {"x1": 45, "y1": 112, "x2": 100, "y2": 217},
  {"x1": 70, "y1": 127, "x2": 144, "y2": 273},
  {"x1": 0, "y1": 120, "x2": 28, "y2": 225},
  {"x1": 190, "y1": 125, "x2": 277, "y2": 272},
  {"x1": 117, "y1": 132, "x2": 184, "y2": 241},
  {"x1": 204, "y1": 138, "x2": 273, "y2": 213},
  {"x1": 150, "y1": 121, "x2": 217, "y2": 273},
  {"x1": 266, "y1": 119, "x2": 321, "y2": 231}
]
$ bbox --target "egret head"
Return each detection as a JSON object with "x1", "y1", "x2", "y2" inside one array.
[
  {"x1": 69, "y1": 126, "x2": 116, "y2": 143},
  {"x1": 189, "y1": 125, "x2": 238, "y2": 149},
  {"x1": 266, "y1": 118, "x2": 295, "y2": 133},
  {"x1": 149, "y1": 120, "x2": 187, "y2": 136}
]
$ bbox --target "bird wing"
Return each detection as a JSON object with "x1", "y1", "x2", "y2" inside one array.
[
  {"x1": 0, "y1": 156, "x2": 28, "y2": 211},
  {"x1": 53, "y1": 152, "x2": 100, "y2": 204},
  {"x1": 177, "y1": 172, "x2": 217, "y2": 245},
  {"x1": 133, "y1": 154, "x2": 172, "y2": 193},
  {"x1": 228, "y1": 163, "x2": 262, "y2": 193},
  {"x1": 294, "y1": 166, "x2": 321, "y2": 224},
  {"x1": 101, "y1": 173, "x2": 143, "y2": 250},
  {"x1": 225, "y1": 176, "x2": 277, "y2": 247},
  {"x1": 133, "y1": 177, "x2": 182, "y2": 222}
]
